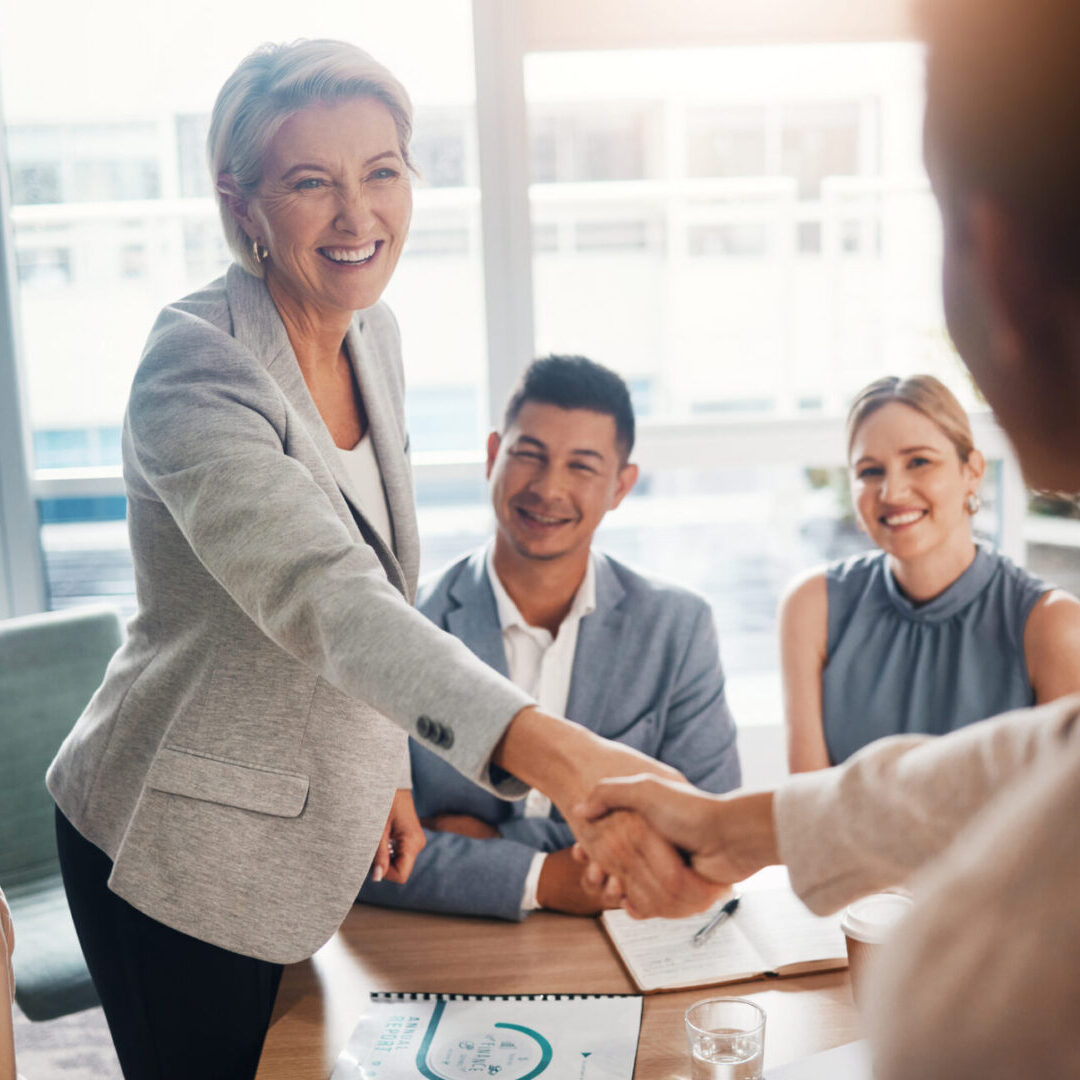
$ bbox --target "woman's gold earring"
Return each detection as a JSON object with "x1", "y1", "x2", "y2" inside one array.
[
  {"x1": 252, "y1": 237, "x2": 268, "y2": 265},
  {"x1": 966, "y1": 493, "x2": 981, "y2": 515}
]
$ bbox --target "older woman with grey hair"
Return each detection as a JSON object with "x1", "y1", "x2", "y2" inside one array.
[{"x1": 45, "y1": 39, "x2": 709, "y2": 1080}]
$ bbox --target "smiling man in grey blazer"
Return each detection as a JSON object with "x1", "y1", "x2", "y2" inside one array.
[{"x1": 361, "y1": 355, "x2": 741, "y2": 920}]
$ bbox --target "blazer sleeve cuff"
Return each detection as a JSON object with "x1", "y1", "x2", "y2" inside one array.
[{"x1": 406, "y1": 671, "x2": 534, "y2": 800}]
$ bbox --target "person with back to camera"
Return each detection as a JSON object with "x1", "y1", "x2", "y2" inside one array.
[
  {"x1": 43, "y1": 39, "x2": 718, "y2": 1080},
  {"x1": 780, "y1": 373, "x2": 1080, "y2": 770},
  {"x1": 577, "y1": 0, "x2": 1080, "y2": 1076}
]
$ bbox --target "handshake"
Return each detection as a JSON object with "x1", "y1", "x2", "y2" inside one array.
[
  {"x1": 497, "y1": 706, "x2": 781, "y2": 919},
  {"x1": 570, "y1": 772, "x2": 780, "y2": 919}
]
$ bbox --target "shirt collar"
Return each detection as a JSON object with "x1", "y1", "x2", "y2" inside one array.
[{"x1": 485, "y1": 542, "x2": 597, "y2": 634}]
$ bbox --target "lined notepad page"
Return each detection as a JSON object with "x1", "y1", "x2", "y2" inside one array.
[
  {"x1": 734, "y1": 886, "x2": 848, "y2": 971},
  {"x1": 601, "y1": 867, "x2": 846, "y2": 991},
  {"x1": 602, "y1": 897, "x2": 764, "y2": 990}
]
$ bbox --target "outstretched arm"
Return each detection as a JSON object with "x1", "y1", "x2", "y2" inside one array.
[
  {"x1": 579, "y1": 697, "x2": 1080, "y2": 917},
  {"x1": 577, "y1": 779, "x2": 780, "y2": 898},
  {"x1": 493, "y1": 707, "x2": 730, "y2": 918}
]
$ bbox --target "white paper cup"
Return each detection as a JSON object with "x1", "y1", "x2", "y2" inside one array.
[{"x1": 840, "y1": 891, "x2": 913, "y2": 1007}]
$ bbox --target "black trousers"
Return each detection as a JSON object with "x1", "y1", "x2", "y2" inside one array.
[{"x1": 55, "y1": 807, "x2": 284, "y2": 1080}]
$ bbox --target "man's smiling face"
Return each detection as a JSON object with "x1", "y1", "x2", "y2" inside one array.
[{"x1": 486, "y1": 401, "x2": 636, "y2": 564}]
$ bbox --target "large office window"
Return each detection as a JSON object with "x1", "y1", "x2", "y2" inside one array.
[{"x1": 526, "y1": 44, "x2": 962, "y2": 420}]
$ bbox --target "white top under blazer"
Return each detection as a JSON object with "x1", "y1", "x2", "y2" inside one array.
[{"x1": 337, "y1": 433, "x2": 392, "y2": 550}]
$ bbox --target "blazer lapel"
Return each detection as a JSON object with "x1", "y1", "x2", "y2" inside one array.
[
  {"x1": 445, "y1": 550, "x2": 510, "y2": 678},
  {"x1": 225, "y1": 265, "x2": 408, "y2": 595},
  {"x1": 344, "y1": 319, "x2": 418, "y2": 591},
  {"x1": 565, "y1": 554, "x2": 625, "y2": 726}
]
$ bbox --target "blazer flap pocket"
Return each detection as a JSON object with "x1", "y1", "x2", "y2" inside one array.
[{"x1": 147, "y1": 747, "x2": 309, "y2": 817}]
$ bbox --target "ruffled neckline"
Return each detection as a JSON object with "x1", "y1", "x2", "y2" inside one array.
[{"x1": 882, "y1": 543, "x2": 996, "y2": 623}]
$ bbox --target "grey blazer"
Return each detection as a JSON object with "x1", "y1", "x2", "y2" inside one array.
[
  {"x1": 361, "y1": 548, "x2": 742, "y2": 920},
  {"x1": 46, "y1": 265, "x2": 531, "y2": 964}
]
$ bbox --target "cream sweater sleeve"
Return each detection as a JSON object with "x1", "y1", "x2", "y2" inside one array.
[
  {"x1": 772, "y1": 694, "x2": 1080, "y2": 915},
  {"x1": 867, "y1": 734, "x2": 1080, "y2": 1080}
]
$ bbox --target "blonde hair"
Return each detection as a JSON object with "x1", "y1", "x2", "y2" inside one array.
[
  {"x1": 208, "y1": 39, "x2": 414, "y2": 276},
  {"x1": 846, "y1": 375, "x2": 976, "y2": 463}
]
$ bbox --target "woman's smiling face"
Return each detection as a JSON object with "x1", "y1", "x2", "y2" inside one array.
[
  {"x1": 849, "y1": 401, "x2": 981, "y2": 564},
  {"x1": 239, "y1": 96, "x2": 412, "y2": 324}
]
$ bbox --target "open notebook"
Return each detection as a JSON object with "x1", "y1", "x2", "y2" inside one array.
[{"x1": 599, "y1": 867, "x2": 847, "y2": 993}]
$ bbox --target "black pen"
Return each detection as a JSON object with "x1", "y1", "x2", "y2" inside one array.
[{"x1": 691, "y1": 896, "x2": 740, "y2": 947}]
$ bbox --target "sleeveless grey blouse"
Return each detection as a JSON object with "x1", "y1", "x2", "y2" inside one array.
[{"x1": 822, "y1": 543, "x2": 1050, "y2": 764}]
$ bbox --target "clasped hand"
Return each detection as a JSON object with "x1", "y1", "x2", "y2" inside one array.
[
  {"x1": 572, "y1": 775, "x2": 780, "y2": 918},
  {"x1": 493, "y1": 707, "x2": 778, "y2": 919}
]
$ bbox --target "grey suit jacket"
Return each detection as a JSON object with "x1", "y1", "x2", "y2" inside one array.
[
  {"x1": 46, "y1": 265, "x2": 532, "y2": 964},
  {"x1": 361, "y1": 548, "x2": 741, "y2": 920}
]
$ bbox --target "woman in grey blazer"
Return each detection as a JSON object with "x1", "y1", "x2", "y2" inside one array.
[{"x1": 46, "y1": 39, "x2": 716, "y2": 1080}]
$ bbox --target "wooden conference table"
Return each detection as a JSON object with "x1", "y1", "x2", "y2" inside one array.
[{"x1": 256, "y1": 903, "x2": 862, "y2": 1079}]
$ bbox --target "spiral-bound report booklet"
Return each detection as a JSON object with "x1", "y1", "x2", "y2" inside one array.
[{"x1": 330, "y1": 992, "x2": 643, "y2": 1080}]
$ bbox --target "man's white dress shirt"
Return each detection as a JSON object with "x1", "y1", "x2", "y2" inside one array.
[{"x1": 484, "y1": 544, "x2": 596, "y2": 910}]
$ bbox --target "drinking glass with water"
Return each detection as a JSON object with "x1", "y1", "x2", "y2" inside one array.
[{"x1": 685, "y1": 997, "x2": 766, "y2": 1080}]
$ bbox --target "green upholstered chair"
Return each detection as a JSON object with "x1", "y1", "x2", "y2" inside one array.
[{"x1": 0, "y1": 605, "x2": 121, "y2": 1021}]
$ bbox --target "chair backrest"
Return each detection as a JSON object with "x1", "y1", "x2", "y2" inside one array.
[{"x1": 0, "y1": 607, "x2": 122, "y2": 888}]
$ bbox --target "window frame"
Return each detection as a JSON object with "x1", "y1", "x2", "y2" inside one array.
[{"x1": 0, "y1": 107, "x2": 47, "y2": 617}]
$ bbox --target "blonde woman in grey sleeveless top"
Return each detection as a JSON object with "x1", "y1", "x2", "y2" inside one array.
[{"x1": 780, "y1": 375, "x2": 1080, "y2": 769}]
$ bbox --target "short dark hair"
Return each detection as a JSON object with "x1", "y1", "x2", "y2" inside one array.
[
  {"x1": 921, "y1": 0, "x2": 1080, "y2": 281},
  {"x1": 502, "y1": 355, "x2": 635, "y2": 460}
]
